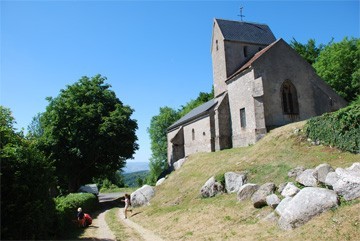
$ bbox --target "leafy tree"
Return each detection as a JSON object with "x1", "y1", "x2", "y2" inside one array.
[
  {"x1": 27, "y1": 112, "x2": 44, "y2": 139},
  {"x1": 39, "y1": 75, "x2": 138, "y2": 192},
  {"x1": 1, "y1": 106, "x2": 56, "y2": 240},
  {"x1": 147, "y1": 106, "x2": 180, "y2": 184},
  {"x1": 313, "y1": 37, "x2": 359, "y2": 102},
  {"x1": 290, "y1": 38, "x2": 324, "y2": 65},
  {"x1": 179, "y1": 91, "x2": 214, "y2": 117}
]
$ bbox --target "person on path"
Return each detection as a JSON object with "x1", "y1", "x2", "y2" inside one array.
[
  {"x1": 77, "y1": 207, "x2": 92, "y2": 227},
  {"x1": 121, "y1": 194, "x2": 132, "y2": 219}
]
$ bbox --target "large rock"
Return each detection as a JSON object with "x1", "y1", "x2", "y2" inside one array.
[
  {"x1": 288, "y1": 166, "x2": 305, "y2": 178},
  {"x1": 251, "y1": 182, "x2": 276, "y2": 208},
  {"x1": 156, "y1": 177, "x2": 166, "y2": 186},
  {"x1": 296, "y1": 169, "x2": 318, "y2": 187},
  {"x1": 266, "y1": 194, "x2": 281, "y2": 208},
  {"x1": 347, "y1": 162, "x2": 360, "y2": 172},
  {"x1": 332, "y1": 167, "x2": 360, "y2": 201},
  {"x1": 281, "y1": 182, "x2": 300, "y2": 197},
  {"x1": 224, "y1": 172, "x2": 247, "y2": 193},
  {"x1": 278, "y1": 187, "x2": 339, "y2": 230},
  {"x1": 173, "y1": 157, "x2": 187, "y2": 170},
  {"x1": 130, "y1": 185, "x2": 155, "y2": 207},
  {"x1": 325, "y1": 171, "x2": 339, "y2": 188},
  {"x1": 275, "y1": 197, "x2": 293, "y2": 216},
  {"x1": 314, "y1": 163, "x2": 334, "y2": 183},
  {"x1": 237, "y1": 183, "x2": 260, "y2": 201},
  {"x1": 200, "y1": 176, "x2": 224, "y2": 198}
]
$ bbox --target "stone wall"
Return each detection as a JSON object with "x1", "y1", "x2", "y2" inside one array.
[
  {"x1": 252, "y1": 39, "x2": 346, "y2": 127},
  {"x1": 227, "y1": 69, "x2": 266, "y2": 147},
  {"x1": 183, "y1": 114, "x2": 215, "y2": 156}
]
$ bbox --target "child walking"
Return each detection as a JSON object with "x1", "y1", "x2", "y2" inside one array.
[{"x1": 122, "y1": 193, "x2": 132, "y2": 219}]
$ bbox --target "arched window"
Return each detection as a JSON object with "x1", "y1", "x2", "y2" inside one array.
[
  {"x1": 281, "y1": 80, "x2": 299, "y2": 115},
  {"x1": 192, "y1": 128, "x2": 195, "y2": 141}
]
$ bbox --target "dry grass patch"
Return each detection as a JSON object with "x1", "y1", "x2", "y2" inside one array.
[{"x1": 131, "y1": 121, "x2": 359, "y2": 240}]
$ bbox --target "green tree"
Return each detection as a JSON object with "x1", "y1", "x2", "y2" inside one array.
[
  {"x1": 27, "y1": 112, "x2": 44, "y2": 139},
  {"x1": 147, "y1": 106, "x2": 180, "y2": 184},
  {"x1": 1, "y1": 106, "x2": 56, "y2": 240},
  {"x1": 179, "y1": 91, "x2": 214, "y2": 117},
  {"x1": 313, "y1": 37, "x2": 359, "y2": 102},
  {"x1": 39, "y1": 75, "x2": 138, "y2": 192},
  {"x1": 290, "y1": 38, "x2": 324, "y2": 65}
]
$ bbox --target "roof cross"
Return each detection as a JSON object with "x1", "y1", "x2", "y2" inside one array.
[{"x1": 238, "y1": 7, "x2": 245, "y2": 21}]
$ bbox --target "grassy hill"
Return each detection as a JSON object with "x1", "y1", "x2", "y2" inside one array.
[{"x1": 130, "y1": 121, "x2": 359, "y2": 241}]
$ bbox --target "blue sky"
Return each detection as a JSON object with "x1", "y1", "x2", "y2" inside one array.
[{"x1": 1, "y1": 0, "x2": 359, "y2": 164}]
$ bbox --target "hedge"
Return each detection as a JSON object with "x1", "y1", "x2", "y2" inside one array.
[
  {"x1": 53, "y1": 193, "x2": 98, "y2": 238},
  {"x1": 305, "y1": 99, "x2": 360, "y2": 153}
]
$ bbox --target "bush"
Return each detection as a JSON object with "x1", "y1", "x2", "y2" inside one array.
[
  {"x1": 305, "y1": 99, "x2": 360, "y2": 153},
  {"x1": 54, "y1": 193, "x2": 98, "y2": 238},
  {"x1": 1, "y1": 106, "x2": 56, "y2": 240}
]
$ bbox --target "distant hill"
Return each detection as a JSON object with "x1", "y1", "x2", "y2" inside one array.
[
  {"x1": 123, "y1": 161, "x2": 149, "y2": 173},
  {"x1": 123, "y1": 170, "x2": 149, "y2": 187}
]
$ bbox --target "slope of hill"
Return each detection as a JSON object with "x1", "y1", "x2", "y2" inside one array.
[{"x1": 130, "y1": 121, "x2": 359, "y2": 241}]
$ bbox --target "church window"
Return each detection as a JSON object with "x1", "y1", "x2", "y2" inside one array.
[
  {"x1": 281, "y1": 80, "x2": 299, "y2": 115},
  {"x1": 192, "y1": 129, "x2": 195, "y2": 140},
  {"x1": 216, "y1": 40, "x2": 218, "y2": 51},
  {"x1": 240, "y1": 108, "x2": 246, "y2": 128},
  {"x1": 243, "y1": 46, "x2": 248, "y2": 57}
]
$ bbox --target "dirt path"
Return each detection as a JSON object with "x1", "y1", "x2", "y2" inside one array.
[
  {"x1": 117, "y1": 210, "x2": 165, "y2": 241},
  {"x1": 79, "y1": 210, "x2": 116, "y2": 241},
  {"x1": 79, "y1": 207, "x2": 164, "y2": 241}
]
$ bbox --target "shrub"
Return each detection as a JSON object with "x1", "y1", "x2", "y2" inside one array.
[
  {"x1": 54, "y1": 193, "x2": 98, "y2": 238},
  {"x1": 305, "y1": 99, "x2": 360, "y2": 153},
  {"x1": 1, "y1": 106, "x2": 56, "y2": 240}
]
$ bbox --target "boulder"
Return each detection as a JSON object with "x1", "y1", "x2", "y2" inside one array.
[
  {"x1": 275, "y1": 197, "x2": 293, "y2": 216},
  {"x1": 278, "y1": 182, "x2": 288, "y2": 194},
  {"x1": 296, "y1": 169, "x2": 317, "y2": 187},
  {"x1": 332, "y1": 167, "x2": 360, "y2": 201},
  {"x1": 278, "y1": 187, "x2": 339, "y2": 230},
  {"x1": 288, "y1": 166, "x2": 305, "y2": 178},
  {"x1": 237, "y1": 183, "x2": 260, "y2": 201},
  {"x1": 130, "y1": 185, "x2": 155, "y2": 207},
  {"x1": 266, "y1": 194, "x2": 281, "y2": 208},
  {"x1": 324, "y1": 171, "x2": 339, "y2": 188},
  {"x1": 314, "y1": 163, "x2": 334, "y2": 183},
  {"x1": 156, "y1": 177, "x2": 166, "y2": 186},
  {"x1": 200, "y1": 176, "x2": 224, "y2": 198},
  {"x1": 224, "y1": 172, "x2": 247, "y2": 193},
  {"x1": 173, "y1": 157, "x2": 187, "y2": 170},
  {"x1": 251, "y1": 182, "x2": 276, "y2": 208},
  {"x1": 346, "y1": 162, "x2": 360, "y2": 172},
  {"x1": 281, "y1": 182, "x2": 300, "y2": 197}
]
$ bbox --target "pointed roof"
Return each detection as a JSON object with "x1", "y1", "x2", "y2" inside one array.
[
  {"x1": 215, "y1": 19, "x2": 276, "y2": 45},
  {"x1": 167, "y1": 98, "x2": 218, "y2": 131},
  {"x1": 226, "y1": 39, "x2": 282, "y2": 81}
]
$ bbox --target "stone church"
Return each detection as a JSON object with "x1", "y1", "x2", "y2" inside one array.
[{"x1": 167, "y1": 18, "x2": 347, "y2": 166}]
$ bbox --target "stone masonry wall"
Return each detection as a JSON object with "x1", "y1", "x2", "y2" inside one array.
[{"x1": 183, "y1": 115, "x2": 214, "y2": 156}]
